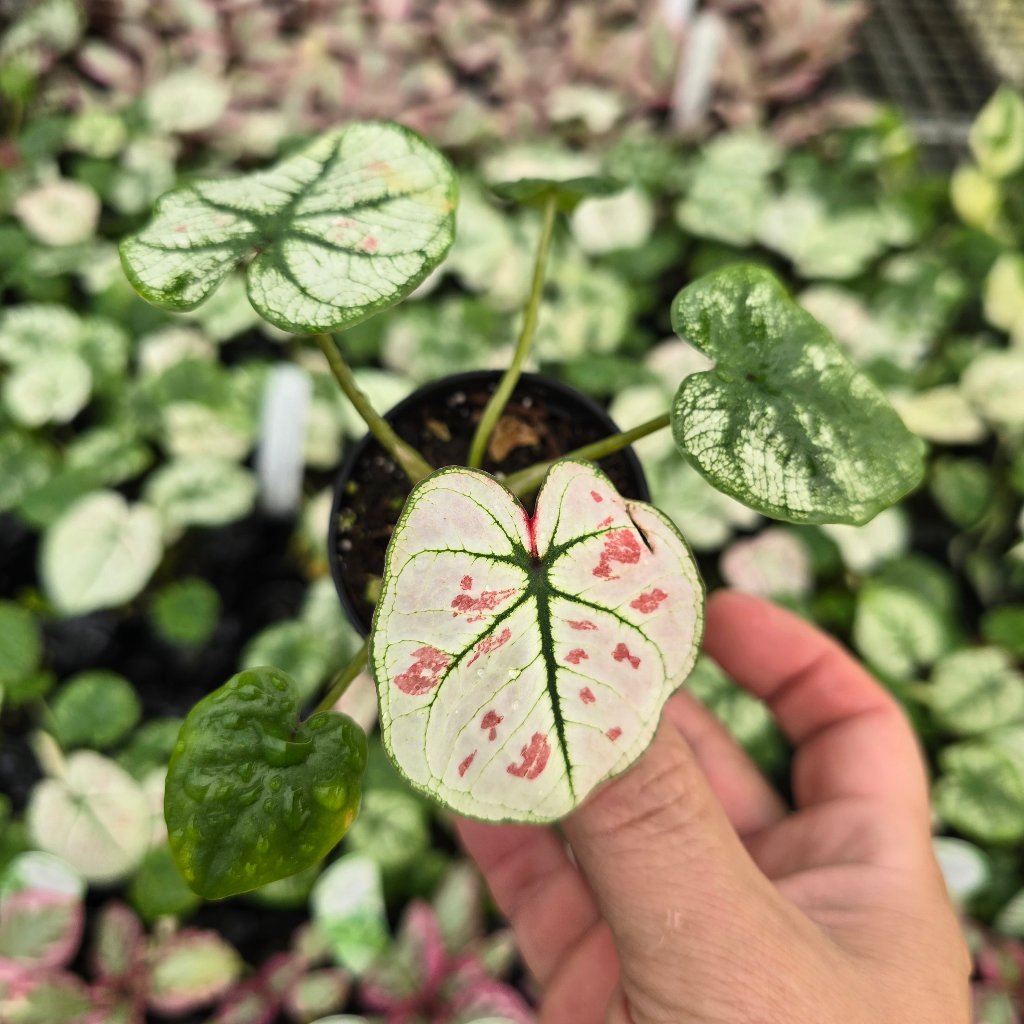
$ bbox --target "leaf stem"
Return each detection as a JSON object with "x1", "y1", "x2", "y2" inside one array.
[
  {"x1": 312, "y1": 641, "x2": 369, "y2": 717},
  {"x1": 313, "y1": 333, "x2": 433, "y2": 486},
  {"x1": 466, "y1": 193, "x2": 559, "y2": 469},
  {"x1": 504, "y1": 412, "x2": 671, "y2": 499}
]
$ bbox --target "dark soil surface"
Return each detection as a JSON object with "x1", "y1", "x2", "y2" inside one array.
[{"x1": 332, "y1": 372, "x2": 649, "y2": 632}]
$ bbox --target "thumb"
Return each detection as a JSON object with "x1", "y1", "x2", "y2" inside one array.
[{"x1": 563, "y1": 719, "x2": 780, "y2": 1006}]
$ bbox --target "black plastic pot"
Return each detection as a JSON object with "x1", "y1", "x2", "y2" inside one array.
[{"x1": 328, "y1": 370, "x2": 651, "y2": 635}]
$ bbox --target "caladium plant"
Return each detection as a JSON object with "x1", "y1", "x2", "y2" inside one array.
[{"x1": 119, "y1": 118, "x2": 925, "y2": 895}]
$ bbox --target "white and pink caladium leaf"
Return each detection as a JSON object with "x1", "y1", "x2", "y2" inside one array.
[{"x1": 370, "y1": 460, "x2": 704, "y2": 823}]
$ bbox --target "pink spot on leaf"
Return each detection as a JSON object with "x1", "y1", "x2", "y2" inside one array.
[
  {"x1": 566, "y1": 648, "x2": 589, "y2": 665},
  {"x1": 333, "y1": 216, "x2": 355, "y2": 228},
  {"x1": 460, "y1": 575, "x2": 473, "y2": 591},
  {"x1": 458, "y1": 751, "x2": 476, "y2": 777},
  {"x1": 630, "y1": 588, "x2": 668, "y2": 614},
  {"x1": 568, "y1": 619, "x2": 597, "y2": 631},
  {"x1": 394, "y1": 646, "x2": 450, "y2": 696},
  {"x1": 591, "y1": 490, "x2": 604, "y2": 503},
  {"x1": 367, "y1": 160, "x2": 391, "y2": 171},
  {"x1": 612, "y1": 642, "x2": 640, "y2": 670},
  {"x1": 480, "y1": 709, "x2": 503, "y2": 741},
  {"x1": 451, "y1": 587, "x2": 518, "y2": 623},
  {"x1": 506, "y1": 733, "x2": 551, "y2": 780},
  {"x1": 467, "y1": 627, "x2": 512, "y2": 667},
  {"x1": 598, "y1": 516, "x2": 614, "y2": 528},
  {"x1": 360, "y1": 236, "x2": 379, "y2": 253},
  {"x1": 174, "y1": 223, "x2": 188, "y2": 233},
  {"x1": 606, "y1": 726, "x2": 622, "y2": 742},
  {"x1": 580, "y1": 687, "x2": 596, "y2": 704},
  {"x1": 593, "y1": 529, "x2": 642, "y2": 580}
]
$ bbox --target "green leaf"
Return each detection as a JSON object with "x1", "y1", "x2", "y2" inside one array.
[
  {"x1": 146, "y1": 929, "x2": 242, "y2": 1015},
  {"x1": 970, "y1": 87, "x2": 1024, "y2": 179},
  {"x1": 241, "y1": 621, "x2": 334, "y2": 705},
  {"x1": 933, "y1": 837, "x2": 990, "y2": 905},
  {"x1": 120, "y1": 121, "x2": 457, "y2": 333},
  {"x1": 675, "y1": 131, "x2": 782, "y2": 247},
  {"x1": 961, "y1": 349, "x2": 1024, "y2": 433},
  {"x1": 311, "y1": 853, "x2": 389, "y2": 975},
  {"x1": 934, "y1": 742, "x2": 1024, "y2": 844},
  {"x1": 0, "y1": 431, "x2": 56, "y2": 512},
  {"x1": 0, "y1": 602, "x2": 41, "y2": 689},
  {"x1": 490, "y1": 174, "x2": 623, "y2": 213},
  {"x1": 930, "y1": 457, "x2": 994, "y2": 530},
  {"x1": 164, "y1": 667, "x2": 367, "y2": 899},
  {"x1": 983, "y1": 251, "x2": 1024, "y2": 342},
  {"x1": 49, "y1": 671, "x2": 141, "y2": 750},
  {"x1": 143, "y1": 457, "x2": 257, "y2": 531},
  {"x1": 116, "y1": 718, "x2": 183, "y2": 780},
  {"x1": 27, "y1": 752, "x2": 151, "y2": 883},
  {"x1": 149, "y1": 578, "x2": 221, "y2": 648},
  {"x1": 853, "y1": 581, "x2": 953, "y2": 680},
  {"x1": 344, "y1": 788, "x2": 429, "y2": 874},
  {"x1": 685, "y1": 655, "x2": 786, "y2": 772},
  {"x1": 981, "y1": 606, "x2": 1024, "y2": 659},
  {"x1": 2, "y1": 351, "x2": 92, "y2": 427},
  {"x1": 41, "y1": 492, "x2": 163, "y2": 616},
  {"x1": 126, "y1": 843, "x2": 200, "y2": 925},
  {"x1": 670, "y1": 265, "x2": 926, "y2": 525},
  {"x1": 928, "y1": 648, "x2": 1024, "y2": 736},
  {"x1": 371, "y1": 460, "x2": 704, "y2": 823}
]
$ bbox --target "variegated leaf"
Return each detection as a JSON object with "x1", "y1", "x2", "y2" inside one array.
[
  {"x1": 370, "y1": 460, "x2": 704, "y2": 823},
  {"x1": 120, "y1": 122, "x2": 457, "y2": 334}
]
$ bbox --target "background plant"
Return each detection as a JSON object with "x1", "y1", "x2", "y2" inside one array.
[{"x1": 2, "y1": 2, "x2": 1024, "y2": 1020}]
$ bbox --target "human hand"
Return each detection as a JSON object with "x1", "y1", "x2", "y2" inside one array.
[{"x1": 456, "y1": 590, "x2": 971, "y2": 1023}]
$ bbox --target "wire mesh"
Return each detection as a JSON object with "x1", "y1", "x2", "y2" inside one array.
[{"x1": 840, "y1": 0, "x2": 1024, "y2": 166}]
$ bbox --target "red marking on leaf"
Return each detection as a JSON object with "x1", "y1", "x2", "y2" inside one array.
[
  {"x1": 613, "y1": 642, "x2": 640, "y2": 669},
  {"x1": 480, "y1": 709, "x2": 504, "y2": 741},
  {"x1": 360, "y1": 236, "x2": 379, "y2": 253},
  {"x1": 606, "y1": 726, "x2": 622, "y2": 742},
  {"x1": 593, "y1": 529, "x2": 642, "y2": 580},
  {"x1": 333, "y1": 216, "x2": 355, "y2": 228},
  {"x1": 590, "y1": 490, "x2": 604, "y2": 503},
  {"x1": 522, "y1": 510, "x2": 537, "y2": 558},
  {"x1": 394, "y1": 646, "x2": 450, "y2": 695},
  {"x1": 460, "y1": 575, "x2": 473, "y2": 591},
  {"x1": 451, "y1": 587, "x2": 518, "y2": 623},
  {"x1": 506, "y1": 733, "x2": 551, "y2": 779},
  {"x1": 580, "y1": 687, "x2": 596, "y2": 704},
  {"x1": 630, "y1": 588, "x2": 668, "y2": 613},
  {"x1": 568, "y1": 619, "x2": 597, "y2": 631},
  {"x1": 174, "y1": 223, "x2": 188, "y2": 233},
  {"x1": 566, "y1": 648, "x2": 589, "y2": 665},
  {"x1": 458, "y1": 751, "x2": 476, "y2": 777},
  {"x1": 598, "y1": 516, "x2": 614, "y2": 528},
  {"x1": 367, "y1": 160, "x2": 391, "y2": 171},
  {"x1": 467, "y1": 627, "x2": 512, "y2": 667}
]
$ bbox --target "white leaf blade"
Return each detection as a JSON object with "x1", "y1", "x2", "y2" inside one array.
[{"x1": 371, "y1": 461, "x2": 704, "y2": 823}]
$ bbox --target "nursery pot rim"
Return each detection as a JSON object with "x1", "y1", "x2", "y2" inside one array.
[{"x1": 327, "y1": 368, "x2": 651, "y2": 636}]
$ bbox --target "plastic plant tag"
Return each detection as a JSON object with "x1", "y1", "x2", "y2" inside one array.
[
  {"x1": 670, "y1": 264, "x2": 925, "y2": 526},
  {"x1": 119, "y1": 121, "x2": 457, "y2": 333},
  {"x1": 371, "y1": 459, "x2": 704, "y2": 823},
  {"x1": 164, "y1": 667, "x2": 367, "y2": 899}
]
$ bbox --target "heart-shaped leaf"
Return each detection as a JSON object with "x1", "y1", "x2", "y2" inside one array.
[
  {"x1": 670, "y1": 264, "x2": 925, "y2": 526},
  {"x1": 164, "y1": 667, "x2": 367, "y2": 899},
  {"x1": 120, "y1": 121, "x2": 457, "y2": 333},
  {"x1": 370, "y1": 460, "x2": 704, "y2": 823},
  {"x1": 490, "y1": 175, "x2": 623, "y2": 213}
]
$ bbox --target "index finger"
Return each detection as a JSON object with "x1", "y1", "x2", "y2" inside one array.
[{"x1": 702, "y1": 590, "x2": 930, "y2": 817}]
